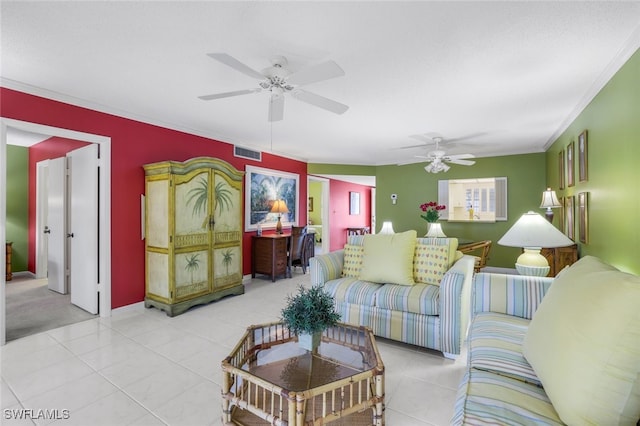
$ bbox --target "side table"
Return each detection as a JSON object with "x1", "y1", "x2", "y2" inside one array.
[{"x1": 251, "y1": 234, "x2": 291, "y2": 282}]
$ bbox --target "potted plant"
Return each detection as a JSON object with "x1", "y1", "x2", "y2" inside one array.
[{"x1": 281, "y1": 285, "x2": 341, "y2": 351}]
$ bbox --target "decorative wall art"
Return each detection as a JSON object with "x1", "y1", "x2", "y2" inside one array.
[
  {"x1": 245, "y1": 165, "x2": 299, "y2": 231},
  {"x1": 558, "y1": 150, "x2": 565, "y2": 190},
  {"x1": 308, "y1": 197, "x2": 314, "y2": 212},
  {"x1": 565, "y1": 195, "x2": 575, "y2": 240},
  {"x1": 578, "y1": 130, "x2": 588, "y2": 182},
  {"x1": 558, "y1": 196, "x2": 565, "y2": 233},
  {"x1": 349, "y1": 192, "x2": 360, "y2": 215},
  {"x1": 567, "y1": 141, "x2": 575, "y2": 187},
  {"x1": 578, "y1": 192, "x2": 589, "y2": 243}
]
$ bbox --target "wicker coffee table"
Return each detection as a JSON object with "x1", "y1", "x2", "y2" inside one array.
[{"x1": 221, "y1": 322, "x2": 385, "y2": 425}]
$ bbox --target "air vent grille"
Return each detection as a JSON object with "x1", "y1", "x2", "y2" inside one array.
[{"x1": 234, "y1": 146, "x2": 262, "y2": 161}]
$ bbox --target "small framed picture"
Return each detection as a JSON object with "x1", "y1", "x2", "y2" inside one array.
[
  {"x1": 567, "y1": 141, "x2": 575, "y2": 187},
  {"x1": 565, "y1": 196, "x2": 575, "y2": 240},
  {"x1": 308, "y1": 197, "x2": 314, "y2": 212},
  {"x1": 578, "y1": 192, "x2": 588, "y2": 244},
  {"x1": 349, "y1": 192, "x2": 360, "y2": 215},
  {"x1": 558, "y1": 150, "x2": 565, "y2": 190},
  {"x1": 578, "y1": 130, "x2": 588, "y2": 182}
]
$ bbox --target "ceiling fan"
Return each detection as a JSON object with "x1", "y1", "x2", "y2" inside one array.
[
  {"x1": 198, "y1": 53, "x2": 349, "y2": 122},
  {"x1": 398, "y1": 134, "x2": 476, "y2": 173}
]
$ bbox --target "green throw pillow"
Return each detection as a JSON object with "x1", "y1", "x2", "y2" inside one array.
[
  {"x1": 359, "y1": 230, "x2": 417, "y2": 285},
  {"x1": 523, "y1": 256, "x2": 640, "y2": 425}
]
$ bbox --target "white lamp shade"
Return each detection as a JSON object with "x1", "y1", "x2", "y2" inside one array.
[
  {"x1": 540, "y1": 188, "x2": 561, "y2": 208},
  {"x1": 379, "y1": 221, "x2": 395, "y2": 234},
  {"x1": 498, "y1": 211, "x2": 574, "y2": 249}
]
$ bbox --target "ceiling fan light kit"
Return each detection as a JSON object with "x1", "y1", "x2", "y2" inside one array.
[
  {"x1": 199, "y1": 53, "x2": 349, "y2": 122},
  {"x1": 400, "y1": 135, "x2": 477, "y2": 173}
]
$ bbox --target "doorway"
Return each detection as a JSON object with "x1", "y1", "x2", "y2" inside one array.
[
  {"x1": 0, "y1": 118, "x2": 112, "y2": 345},
  {"x1": 307, "y1": 176, "x2": 330, "y2": 255}
]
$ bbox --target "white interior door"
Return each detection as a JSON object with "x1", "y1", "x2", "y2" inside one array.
[
  {"x1": 36, "y1": 161, "x2": 49, "y2": 279},
  {"x1": 47, "y1": 157, "x2": 67, "y2": 294},
  {"x1": 68, "y1": 144, "x2": 98, "y2": 314}
]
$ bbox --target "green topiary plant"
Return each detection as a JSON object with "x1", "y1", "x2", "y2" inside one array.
[{"x1": 281, "y1": 285, "x2": 341, "y2": 335}]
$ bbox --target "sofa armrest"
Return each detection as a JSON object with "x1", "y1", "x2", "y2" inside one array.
[
  {"x1": 472, "y1": 272, "x2": 554, "y2": 320},
  {"x1": 309, "y1": 250, "x2": 345, "y2": 287},
  {"x1": 440, "y1": 255, "x2": 475, "y2": 356}
]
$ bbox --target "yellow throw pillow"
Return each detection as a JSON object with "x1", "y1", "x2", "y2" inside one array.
[
  {"x1": 342, "y1": 244, "x2": 364, "y2": 278},
  {"x1": 523, "y1": 256, "x2": 640, "y2": 425},
  {"x1": 359, "y1": 230, "x2": 417, "y2": 286},
  {"x1": 413, "y1": 244, "x2": 450, "y2": 285}
]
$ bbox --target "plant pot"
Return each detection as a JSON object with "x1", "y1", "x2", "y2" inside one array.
[
  {"x1": 425, "y1": 222, "x2": 447, "y2": 238},
  {"x1": 298, "y1": 331, "x2": 322, "y2": 352}
]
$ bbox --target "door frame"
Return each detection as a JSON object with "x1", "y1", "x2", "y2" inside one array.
[
  {"x1": 307, "y1": 176, "x2": 330, "y2": 254},
  {"x1": 0, "y1": 118, "x2": 112, "y2": 345}
]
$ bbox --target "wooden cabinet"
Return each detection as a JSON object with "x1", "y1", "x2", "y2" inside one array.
[
  {"x1": 541, "y1": 244, "x2": 578, "y2": 277},
  {"x1": 144, "y1": 157, "x2": 244, "y2": 316},
  {"x1": 251, "y1": 235, "x2": 291, "y2": 282}
]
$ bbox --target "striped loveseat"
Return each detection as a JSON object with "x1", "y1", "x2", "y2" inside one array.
[
  {"x1": 453, "y1": 256, "x2": 640, "y2": 425},
  {"x1": 309, "y1": 231, "x2": 475, "y2": 358}
]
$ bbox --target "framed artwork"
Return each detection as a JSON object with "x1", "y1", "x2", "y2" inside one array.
[
  {"x1": 349, "y1": 191, "x2": 360, "y2": 215},
  {"x1": 308, "y1": 197, "x2": 314, "y2": 212},
  {"x1": 567, "y1": 141, "x2": 575, "y2": 187},
  {"x1": 245, "y1": 165, "x2": 299, "y2": 231},
  {"x1": 557, "y1": 196, "x2": 565, "y2": 233},
  {"x1": 564, "y1": 195, "x2": 575, "y2": 240},
  {"x1": 578, "y1": 192, "x2": 589, "y2": 243},
  {"x1": 578, "y1": 130, "x2": 588, "y2": 182},
  {"x1": 558, "y1": 150, "x2": 565, "y2": 190}
]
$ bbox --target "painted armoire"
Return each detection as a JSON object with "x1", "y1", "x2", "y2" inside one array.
[{"x1": 143, "y1": 157, "x2": 244, "y2": 316}]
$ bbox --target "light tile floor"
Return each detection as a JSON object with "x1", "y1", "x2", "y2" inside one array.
[{"x1": 1, "y1": 271, "x2": 467, "y2": 425}]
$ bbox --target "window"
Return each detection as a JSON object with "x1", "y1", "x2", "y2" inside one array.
[{"x1": 438, "y1": 177, "x2": 507, "y2": 222}]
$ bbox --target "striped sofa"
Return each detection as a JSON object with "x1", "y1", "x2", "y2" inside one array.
[
  {"x1": 309, "y1": 235, "x2": 475, "y2": 358},
  {"x1": 453, "y1": 257, "x2": 640, "y2": 425}
]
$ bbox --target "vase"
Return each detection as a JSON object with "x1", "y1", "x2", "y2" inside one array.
[
  {"x1": 298, "y1": 331, "x2": 322, "y2": 352},
  {"x1": 425, "y1": 222, "x2": 447, "y2": 238}
]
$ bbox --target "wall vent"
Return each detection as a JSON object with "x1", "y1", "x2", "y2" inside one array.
[{"x1": 234, "y1": 146, "x2": 262, "y2": 162}]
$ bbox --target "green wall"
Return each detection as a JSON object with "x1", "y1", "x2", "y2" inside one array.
[
  {"x1": 545, "y1": 47, "x2": 640, "y2": 275},
  {"x1": 310, "y1": 154, "x2": 546, "y2": 267},
  {"x1": 308, "y1": 181, "x2": 323, "y2": 225},
  {"x1": 375, "y1": 153, "x2": 546, "y2": 267},
  {"x1": 6, "y1": 145, "x2": 29, "y2": 273}
]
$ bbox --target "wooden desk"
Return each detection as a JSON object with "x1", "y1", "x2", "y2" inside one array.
[{"x1": 251, "y1": 235, "x2": 291, "y2": 282}]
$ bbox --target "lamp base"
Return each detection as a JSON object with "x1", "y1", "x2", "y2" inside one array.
[
  {"x1": 515, "y1": 248, "x2": 550, "y2": 276},
  {"x1": 544, "y1": 207, "x2": 554, "y2": 223},
  {"x1": 276, "y1": 217, "x2": 283, "y2": 234}
]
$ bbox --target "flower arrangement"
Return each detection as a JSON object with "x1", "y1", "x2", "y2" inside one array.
[{"x1": 420, "y1": 201, "x2": 446, "y2": 223}]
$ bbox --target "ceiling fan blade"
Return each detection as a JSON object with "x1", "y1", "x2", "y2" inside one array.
[
  {"x1": 291, "y1": 89, "x2": 349, "y2": 115},
  {"x1": 409, "y1": 134, "x2": 436, "y2": 144},
  {"x1": 198, "y1": 88, "x2": 262, "y2": 100},
  {"x1": 268, "y1": 94, "x2": 285, "y2": 122},
  {"x1": 447, "y1": 153, "x2": 476, "y2": 160},
  {"x1": 447, "y1": 159, "x2": 476, "y2": 166},
  {"x1": 287, "y1": 61, "x2": 345, "y2": 86},
  {"x1": 447, "y1": 131, "x2": 488, "y2": 143},
  {"x1": 207, "y1": 53, "x2": 265, "y2": 80}
]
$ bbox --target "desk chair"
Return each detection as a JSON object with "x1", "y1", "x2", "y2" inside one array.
[{"x1": 289, "y1": 226, "x2": 308, "y2": 274}]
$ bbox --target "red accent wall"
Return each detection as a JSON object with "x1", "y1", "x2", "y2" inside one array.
[
  {"x1": 328, "y1": 179, "x2": 372, "y2": 251},
  {"x1": 28, "y1": 137, "x2": 91, "y2": 271},
  {"x1": 2, "y1": 88, "x2": 307, "y2": 309}
]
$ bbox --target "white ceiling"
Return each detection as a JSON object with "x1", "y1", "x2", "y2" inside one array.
[{"x1": 2, "y1": 1, "x2": 640, "y2": 168}]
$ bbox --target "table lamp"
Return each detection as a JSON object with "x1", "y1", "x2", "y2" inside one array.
[
  {"x1": 498, "y1": 211, "x2": 574, "y2": 276},
  {"x1": 379, "y1": 221, "x2": 395, "y2": 234},
  {"x1": 270, "y1": 199, "x2": 289, "y2": 234},
  {"x1": 540, "y1": 187, "x2": 562, "y2": 223}
]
